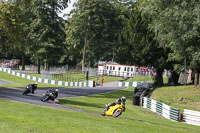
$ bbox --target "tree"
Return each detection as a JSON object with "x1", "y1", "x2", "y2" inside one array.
[
  {"x1": 140, "y1": 0, "x2": 200, "y2": 86},
  {"x1": 27, "y1": 0, "x2": 69, "y2": 73},
  {"x1": 116, "y1": 1, "x2": 173, "y2": 86},
  {"x1": 65, "y1": 0, "x2": 121, "y2": 69},
  {"x1": 0, "y1": 1, "x2": 24, "y2": 62}
]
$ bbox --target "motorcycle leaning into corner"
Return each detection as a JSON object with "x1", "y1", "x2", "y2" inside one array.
[
  {"x1": 101, "y1": 102, "x2": 126, "y2": 118},
  {"x1": 23, "y1": 83, "x2": 37, "y2": 95},
  {"x1": 41, "y1": 89, "x2": 58, "y2": 102}
]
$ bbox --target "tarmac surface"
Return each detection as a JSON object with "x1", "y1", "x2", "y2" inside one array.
[{"x1": 0, "y1": 80, "x2": 125, "y2": 113}]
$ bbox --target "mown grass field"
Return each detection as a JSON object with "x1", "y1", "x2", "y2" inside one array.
[
  {"x1": 0, "y1": 71, "x2": 63, "y2": 89},
  {"x1": 1, "y1": 98, "x2": 200, "y2": 133},
  {"x1": 0, "y1": 71, "x2": 200, "y2": 132},
  {"x1": 126, "y1": 76, "x2": 168, "y2": 84},
  {"x1": 151, "y1": 85, "x2": 200, "y2": 112}
]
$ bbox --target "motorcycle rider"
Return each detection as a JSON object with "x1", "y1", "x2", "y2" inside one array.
[
  {"x1": 26, "y1": 82, "x2": 38, "y2": 94},
  {"x1": 106, "y1": 96, "x2": 126, "y2": 111},
  {"x1": 46, "y1": 89, "x2": 59, "y2": 101}
]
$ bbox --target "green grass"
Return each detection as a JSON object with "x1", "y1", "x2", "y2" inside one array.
[
  {"x1": 150, "y1": 85, "x2": 200, "y2": 112},
  {"x1": 126, "y1": 76, "x2": 168, "y2": 84},
  {"x1": 1, "y1": 99, "x2": 200, "y2": 133},
  {"x1": 0, "y1": 90, "x2": 200, "y2": 133},
  {"x1": 0, "y1": 71, "x2": 64, "y2": 89},
  {"x1": 126, "y1": 76, "x2": 153, "y2": 82},
  {"x1": 98, "y1": 76, "x2": 123, "y2": 83},
  {"x1": 0, "y1": 71, "x2": 200, "y2": 132}
]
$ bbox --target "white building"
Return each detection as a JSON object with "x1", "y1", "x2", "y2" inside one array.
[{"x1": 98, "y1": 61, "x2": 152, "y2": 78}]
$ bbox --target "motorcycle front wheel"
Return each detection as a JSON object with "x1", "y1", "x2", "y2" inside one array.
[
  {"x1": 41, "y1": 95, "x2": 50, "y2": 102},
  {"x1": 23, "y1": 89, "x2": 28, "y2": 95},
  {"x1": 112, "y1": 109, "x2": 122, "y2": 118}
]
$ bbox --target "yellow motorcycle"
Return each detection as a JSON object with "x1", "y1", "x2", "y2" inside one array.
[{"x1": 101, "y1": 103, "x2": 125, "y2": 118}]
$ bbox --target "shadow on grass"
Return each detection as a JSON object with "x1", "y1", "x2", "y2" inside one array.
[
  {"x1": 89, "y1": 89, "x2": 134, "y2": 100},
  {"x1": 58, "y1": 99, "x2": 104, "y2": 109},
  {"x1": 58, "y1": 88, "x2": 135, "y2": 109}
]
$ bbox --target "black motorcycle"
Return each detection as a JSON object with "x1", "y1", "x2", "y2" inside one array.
[
  {"x1": 23, "y1": 84, "x2": 37, "y2": 95},
  {"x1": 41, "y1": 91, "x2": 57, "y2": 102},
  {"x1": 23, "y1": 86, "x2": 32, "y2": 95}
]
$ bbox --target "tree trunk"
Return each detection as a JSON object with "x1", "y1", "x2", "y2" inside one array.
[
  {"x1": 47, "y1": 63, "x2": 49, "y2": 71},
  {"x1": 22, "y1": 54, "x2": 25, "y2": 70},
  {"x1": 155, "y1": 69, "x2": 163, "y2": 86},
  {"x1": 37, "y1": 58, "x2": 40, "y2": 74},
  {"x1": 82, "y1": 34, "x2": 87, "y2": 72},
  {"x1": 172, "y1": 71, "x2": 179, "y2": 85},
  {"x1": 194, "y1": 69, "x2": 198, "y2": 87},
  {"x1": 198, "y1": 74, "x2": 200, "y2": 90}
]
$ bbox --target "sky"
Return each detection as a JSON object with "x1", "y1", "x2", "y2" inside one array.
[{"x1": 58, "y1": 0, "x2": 77, "y2": 19}]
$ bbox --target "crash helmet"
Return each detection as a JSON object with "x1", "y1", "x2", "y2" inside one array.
[
  {"x1": 33, "y1": 82, "x2": 37, "y2": 87},
  {"x1": 121, "y1": 96, "x2": 126, "y2": 102},
  {"x1": 55, "y1": 89, "x2": 59, "y2": 92}
]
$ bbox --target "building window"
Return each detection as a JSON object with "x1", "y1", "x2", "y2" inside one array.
[
  {"x1": 107, "y1": 66, "x2": 109, "y2": 70},
  {"x1": 131, "y1": 68, "x2": 133, "y2": 72},
  {"x1": 124, "y1": 67, "x2": 126, "y2": 71},
  {"x1": 113, "y1": 66, "x2": 115, "y2": 70},
  {"x1": 119, "y1": 67, "x2": 121, "y2": 71},
  {"x1": 110, "y1": 66, "x2": 112, "y2": 70}
]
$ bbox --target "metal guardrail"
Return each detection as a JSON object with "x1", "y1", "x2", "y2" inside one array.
[
  {"x1": 118, "y1": 81, "x2": 154, "y2": 87},
  {"x1": 142, "y1": 97, "x2": 180, "y2": 121},
  {"x1": 0, "y1": 68, "x2": 95, "y2": 87},
  {"x1": 183, "y1": 109, "x2": 200, "y2": 126}
]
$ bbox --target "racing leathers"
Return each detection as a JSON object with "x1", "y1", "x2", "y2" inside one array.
[{"x1": 106, "y1": 99, "x2": 125, "y2": 110}]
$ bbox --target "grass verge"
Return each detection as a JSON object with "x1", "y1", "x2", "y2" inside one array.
[
  {"x1": 150, "y1": 85, "x2": 200, "y2": 112},
  {"x1": 0, "y1": 71, "x2": 200, "y2": 132},
  {"x1": 0, "y1": 71, "x2": 64, "y2": 89},
  {"x1": 1, "y1": 91, "x2": 200, "y2": 133},
  {"x1": 126, "y1": 76, "x2": 168, "y2": 84}
]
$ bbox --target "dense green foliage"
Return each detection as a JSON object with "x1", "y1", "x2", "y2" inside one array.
[
  {"x1": 0, "y1": 0, "x2": 199, "y2": 86},
  {"x1": 139, "y1": 0, "x2": 200, "y2": 85},
  {"x1": 65, "y1": 0, "x2": 122, "y2": 67},
  {"x1": 0, "y1": 0, "x2": 69, "y2": 72}
]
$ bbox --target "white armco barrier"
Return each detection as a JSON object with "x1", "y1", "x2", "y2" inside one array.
[
  {"x1": 183, "y1": 109, "x2": 200, "y2": 126},
  {"x1": 0, "y1": 67, "x2": 95, "y2": 87},
  {"x1": 142, "y1": 97, "x2": 180, "y2": 121}
]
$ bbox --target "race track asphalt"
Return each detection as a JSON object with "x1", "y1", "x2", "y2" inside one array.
[{"x1": 0, "y1": 81, "x2": 126, "y2": 113}]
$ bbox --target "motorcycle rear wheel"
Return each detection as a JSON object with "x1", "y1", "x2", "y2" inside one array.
[{"x1": 112, "y1": 109, "x2": 122, "y2": 118}]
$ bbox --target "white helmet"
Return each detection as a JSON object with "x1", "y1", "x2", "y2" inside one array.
[
  {"x1": 121, "y1": 96, "x2": 126, "y2": 102},
  {"x1": 55, "y1": 89, "x2": 59, "y2": 92},
  {"x1": 34, "y1": 82, "x2": 38, "y2": 85}
]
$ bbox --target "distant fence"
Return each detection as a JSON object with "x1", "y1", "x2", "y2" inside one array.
[
  {"x1": 40, "y1": 70, "x2": 98, "y2": 83},
  {"x1": 98, "y1": 70, "x2": 153, "y2": 78},
  {"x1": 82, "y1": 67, "x2": 98, "y2": 76},
  {"x1": 0, "y1": 68, "x2": 95, "y2": 87},
  {"x1": 142, "y1": 97, "x2": 180, "y2": 121},
  {"x1": 183, "y1": 109, "x2": 200, "y2": 126},
  {"x1": 25, "y1": 65, "x2": 69, "y2": 73}
]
